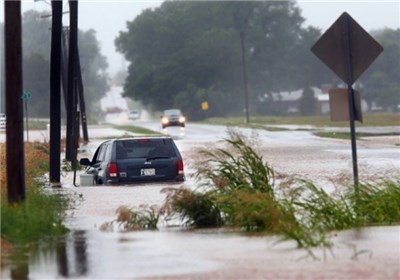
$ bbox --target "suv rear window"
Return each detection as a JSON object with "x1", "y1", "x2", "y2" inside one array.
[{"x1": 116, "y1": 139, "x2": 177, "y2": 159}]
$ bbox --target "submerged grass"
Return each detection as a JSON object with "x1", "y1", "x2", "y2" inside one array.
[
  {"x1": 351, "y1": 180, "x2": 400, "y2": 225},
  {"x1": 104, "y1": 126, "x2": 399, "y2": 248},
  {"x1": 160, "y1": 130, "x2": 400, "y2": 248},
  {"x1": 162, "y1": 187, "x2": 223, "y2": 228},
  {"x1": 101, "y1": 205, "x2": 160, "y2": 231}
]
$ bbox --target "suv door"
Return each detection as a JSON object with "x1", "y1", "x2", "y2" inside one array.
[{"x1": 90, "y1": 142, "x2": 110, "y2": 184}]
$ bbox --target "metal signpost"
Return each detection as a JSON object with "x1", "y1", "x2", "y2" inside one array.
[
  {"x1": 311, "y1": 12, "x2": 383, "y2": 193},
  {"x1": 22, "y1": 91, "x2": 31, "y2": 142}
]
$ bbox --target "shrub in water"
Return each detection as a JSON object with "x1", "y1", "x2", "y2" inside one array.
[{"x1": 162, "y1": 187, "x2": 223, "y2": 228}]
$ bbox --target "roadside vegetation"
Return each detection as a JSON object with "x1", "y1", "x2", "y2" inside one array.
[
  {"x1": 203, "y1": 113, "x2": 400, "y2": 140},
  {"x1": 314, "y1": 131, "x2": 400, "y2": 140},
  {"x1": 204, "y1": 113, "x2": 400, "y2": 128},
  {"x1": 109, "y1": 130, "x2": 400, "y2": 249},
  {"x1": 112, "y1": 125, "x2": 162, "y2": 136},
  {"x1": 0, "y1": 143, "x2": 71, "y2": 254}
]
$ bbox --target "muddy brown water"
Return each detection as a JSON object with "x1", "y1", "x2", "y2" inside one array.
[{"x1": 1, "y1": 124, "x2": 399, "y2": 279}]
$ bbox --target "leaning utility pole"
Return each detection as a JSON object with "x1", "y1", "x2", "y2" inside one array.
[
  {"x1": 76, "y1": 50, "x2": 89, "y2": 143},
  {"x1": 4, "y1": 0, "x2": 25, "y2": 203}
]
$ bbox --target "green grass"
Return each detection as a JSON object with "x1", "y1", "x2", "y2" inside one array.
[
  {"x1": 112, "y1": 125, "x2": 161, "y2": 135},
  {"x1": 1, "y1": 142, "x2": 73, "y2": 246},
  {"x1": 315, "y1": 131, "x2": 400, "y2": 140},
  {"x1": 204, "y1": 113, "x2": 400, "y2": 128},
  {"x1": 1, "y1": 189, "x2": 70, "y2": 244}
]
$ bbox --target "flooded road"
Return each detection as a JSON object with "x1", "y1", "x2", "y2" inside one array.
[{"x1": 1, "y1": 119, "x2": 400, "y2": 279}]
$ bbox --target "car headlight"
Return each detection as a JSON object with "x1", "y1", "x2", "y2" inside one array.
[
  {"x1": 179, "y1": 116, "x2": 186, "y2": 123},
  {"x1": 161, "y1": 117, "x2": 169, "y2": 124}
]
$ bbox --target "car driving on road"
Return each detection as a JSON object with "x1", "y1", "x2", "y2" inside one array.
[
  {"x1": 161, "y1": 109, "x2": 186, "y2": 129},
  {"x1": 128, "y1": 110, "x2": 140, "y2": 120},
  {"x1": 79, "y1": 137, "x2": 185, "y2": 185}
]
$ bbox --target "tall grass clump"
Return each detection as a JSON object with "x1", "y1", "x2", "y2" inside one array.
[
  {"x1": 101, "y1": 205, "x2": 161, "y2": 231},
  {"x1": 196, "y1": 130, "x2": 275, "y2": 194},
  {"x1": 1, "y1": 142, "x2": 72, "y2": 245},
  {"x1": 1, "y1": 189, "x2": 70, "y2": 244},
  {"x1": 277, "y1": 180, "x2": 357, "y2": 248},
  {"x1": 350, "y1": 180, "x2": 400, "y2": 225},
  {"x1": 164, "y1": 130, "x2": 281, "y2": 231},
  {"x1": 162, "y1": 187, "x2": 223, "y2": 228},
  {"x1": 162, "y1": 130, "x2": 400, "y2": 248}
]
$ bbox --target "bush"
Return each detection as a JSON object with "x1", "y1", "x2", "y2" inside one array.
[
  {"x1": 163, "y1": 187, "x2": 223, "y2": 228},
  {"x1": 1, "y1": 189, "x2": 70, "y2": 244}
]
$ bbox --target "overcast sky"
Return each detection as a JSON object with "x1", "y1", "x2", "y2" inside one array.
[{"x1": 3, "y1": 0, "x2": 400, "y2": 75}]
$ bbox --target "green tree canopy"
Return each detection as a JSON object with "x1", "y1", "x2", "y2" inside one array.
[
  {"x1": 360, "y1": 28, "x2": 400, "y2": 112},
  {"x1": 116, "y1": 1, "x2": 330, "y2": 119}
]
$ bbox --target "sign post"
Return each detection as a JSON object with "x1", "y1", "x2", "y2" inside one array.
[
  {"x1": 311, "y1": 12, "x2": 383, "y2": 191},
  {"x1": 22, "y1": 91, "x2": 31, "y2": 142}
]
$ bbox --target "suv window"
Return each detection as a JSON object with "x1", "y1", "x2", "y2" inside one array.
[
  {"x1": 116, "y1": 139, "x2": 177, "y2": 160},
  {"x1": 95, "y1": 143, "x2": 108, "y2": 162}
]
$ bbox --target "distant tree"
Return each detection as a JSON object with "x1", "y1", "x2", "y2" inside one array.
[
  {"x1": 360, "y1": 28, "x2": 400, "y2": 112},
  {"x1": 299, "y1": 86, "x2": 317, "y2": 115},
  {"x1": 78, "y1": 29, "x2": 109, "y2": 117},
  {"x1": 15, "y1": 10, "x2": 109, "y2": 119},
  {"x1": 23, "y1": 53, "x2": 50, "y2": 116},
  {"x1": 116, "y1": 1, "x2": 328, "y2": 119}
]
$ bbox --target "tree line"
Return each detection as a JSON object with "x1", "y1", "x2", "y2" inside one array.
[
  {"x1": 1, "y1": 2, "x2": 398, "y2": 121},
  {"x1": 0, "y1": 10, "x2": 109, "y2": 120},
  {"x1": 115, "y1": 1, "x2": 399, "y2": 120}
]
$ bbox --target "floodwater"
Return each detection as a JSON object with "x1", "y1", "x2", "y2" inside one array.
[
  {"x1": 2, "y1": 219, "x2": 400, "y2": 279},
  {"x1": 1, "y1": 115, "x2": 400, "y2": 279}
]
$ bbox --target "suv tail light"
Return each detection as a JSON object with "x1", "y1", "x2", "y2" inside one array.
[
  {"x1": 108, "y1": 162, "x2": 118, "y2": 177},
  {"x1": 177, "y1": 159, "x2": 184, "y2": 175}
]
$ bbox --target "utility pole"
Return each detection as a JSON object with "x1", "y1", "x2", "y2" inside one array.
[
  {"x1": 76, "y1": 49, "x2": 89, "y2": 143},
  {"x1": 65, "y1": 0, "x2": 78, "y2": 162},
  {"x1": 49, "y1": 0, "x2": 63, "y2": 185},
  {"x1": 5, "y1": 0, "x2": 25, "y2": 203},
  {"x1": 240, "y1": 31, "x2": 250, "y2": 124}
]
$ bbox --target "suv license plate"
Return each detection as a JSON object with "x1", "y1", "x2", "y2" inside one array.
[{"x1": 141, "y1": 168, "x2": 155, "y2": 176}]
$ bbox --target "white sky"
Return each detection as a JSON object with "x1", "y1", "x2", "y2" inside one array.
[{"x1": 2, "y1": 0, "x2": 400, "y2": 75}]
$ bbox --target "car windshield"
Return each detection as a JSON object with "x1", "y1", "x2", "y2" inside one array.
[
  {"x1": 164, "y1": 109, "x2": 181, "y2": 116},
  {"x1": 116, "y1": 139, "x2": 177, "y2": 160}
]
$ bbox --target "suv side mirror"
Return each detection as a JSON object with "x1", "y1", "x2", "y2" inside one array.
[{"x1": 80, "y1": 158, "x2": 92, "y2": 166}]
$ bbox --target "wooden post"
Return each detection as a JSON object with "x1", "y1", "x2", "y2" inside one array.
[
  {"x1": 49, "y1": 0, "x2": 63, "y2": 184},
  {"x1": 5, "y1": 0, "x2": 25, "y2": 203}
]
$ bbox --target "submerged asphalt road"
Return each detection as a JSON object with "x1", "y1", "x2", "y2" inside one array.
[{"x1": 1, "y1": 115, "x2": 399, "y2": 279}]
